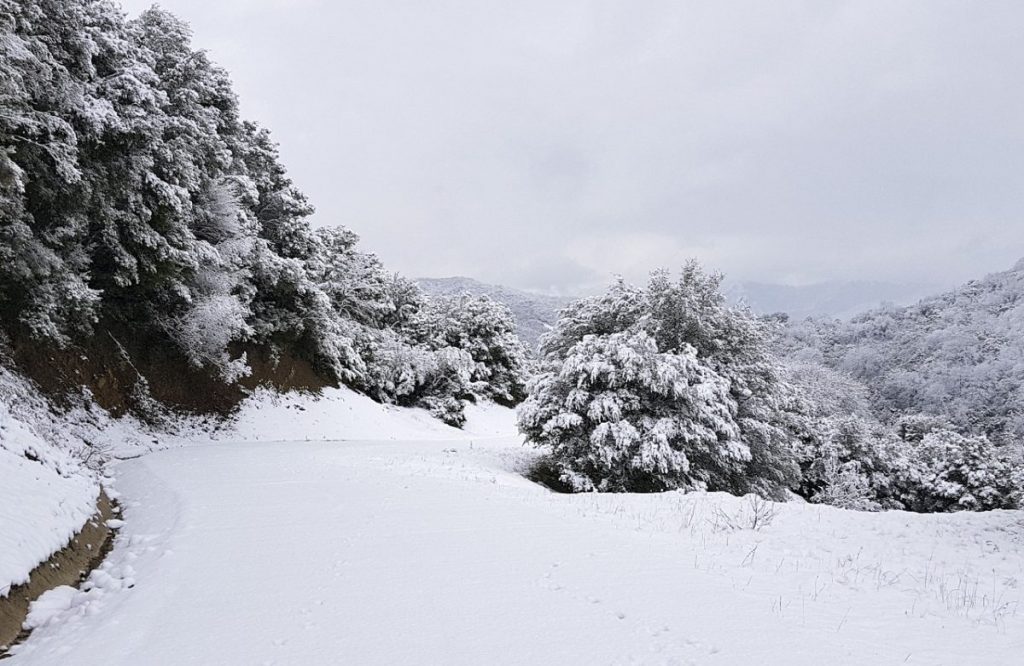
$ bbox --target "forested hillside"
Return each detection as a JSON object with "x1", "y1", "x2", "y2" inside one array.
[
  {"x1": 777, "y1": 259, "x2": 1024, "y2": 445},
  {"x1": 0, "y1": 1, "x2": 525, "y2": 425}
]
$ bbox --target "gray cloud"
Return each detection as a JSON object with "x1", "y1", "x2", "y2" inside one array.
[{"x1": 121, "y1": 0, "x2": 1024, "y2": 294}]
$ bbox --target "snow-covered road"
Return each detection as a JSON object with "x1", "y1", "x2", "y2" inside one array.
[{"x1": 10, "y1": 426, "x2": 1024, "y2": 665}]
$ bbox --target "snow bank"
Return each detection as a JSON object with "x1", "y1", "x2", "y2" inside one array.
[
  {"x1": 0, "y1": 382, "x2": 99, "y2": 597},
  {"x1": 200, "y1": 386, "x2": 518, "y2": 444},
  {"x1": 97, "y1": 384, "x2": 521, "y2": 462},
  {"x1": 21, "y1": 587, "x2": 79, "y2": 630}
]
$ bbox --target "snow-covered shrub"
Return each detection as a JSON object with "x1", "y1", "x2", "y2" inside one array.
[
  {"x1": 897, "y1": 430, "x2": 1022, "y2": 512},
  {"x1": 356, "y1": 332, "x2": 476, "y2": 425},
  {"x1": 795, "y1": 416, "x2": 908, "y2": 511},
  {"x1": 519, "y1": 329, "x2": 747, "y2": 492},
  {"x1": 414, "y1": 294, "x2": 528, "y2": 406},
  {"x1": 161, "y1": 293, "x2": 252, "y2": 382},
  {"x1": 781, "y1": 362, "x2": 907, "y2": 509},
  {"x1": 418, "y1": 395, "x2": 467, "y2": 428},
  {"x1": 812, "y1": 456, "x2": 882, "y2": 511},
  {"x1": 355, "y1": 334, "x2": 432, "y2": 401},
  {"x1": 523, "y1": 263, "x2": 800, "y2": 496}
]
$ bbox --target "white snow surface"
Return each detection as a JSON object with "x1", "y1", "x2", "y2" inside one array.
[
  {"x1": 8, "y1": 393, "x2": 1024, "y2": 665},
  {"x1": 0, "y1": 438, "x2": 97, "y2": 598},
  {"x1": 0, "y1": 378, "x2": 99, "y2": 598},
  {"x1": 204, "y1": 386, "x2": 512, "y2": 443}
]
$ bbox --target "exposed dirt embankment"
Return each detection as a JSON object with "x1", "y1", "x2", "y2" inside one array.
[
  {"x1": 0, "y1": 491, "x2": 116, "y2": 655},
  {"x1": 8, "y1": 324, "x2": 242, "y2": 416},
  {"x1": 6, "y1": 321, "x2": 329, "y2": 418}
]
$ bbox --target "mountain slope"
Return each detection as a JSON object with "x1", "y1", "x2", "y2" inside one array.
[{"x1": 779, "y1": 259, "x2": 1024, "y2": 442}]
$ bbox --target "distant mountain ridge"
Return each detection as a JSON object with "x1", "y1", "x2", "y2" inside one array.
[{"x1": 415, "y1": 278, "x2": 571, "y2": 350}]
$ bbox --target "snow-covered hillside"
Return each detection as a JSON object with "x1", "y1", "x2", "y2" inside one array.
[
  {"x1": 205, "y1": 386, "x2": 515, "y2": 443},
  {"x1": 778, "y1": 259, "x2": 1024, "y2": 444},
  {"x1": 8, "y1": 394, "x2": 1023, "y2": 665}
]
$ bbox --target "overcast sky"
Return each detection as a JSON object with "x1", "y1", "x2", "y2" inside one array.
[{"x1": 121, "y1": 0, "x2": 1024, "y2": 295}]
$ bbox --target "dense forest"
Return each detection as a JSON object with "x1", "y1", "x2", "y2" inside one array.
[{"x1": 0, "y1": 0, "x2": 526, "y2": 426}]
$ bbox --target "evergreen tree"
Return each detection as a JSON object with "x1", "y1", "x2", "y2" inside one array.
[
  {"x1": 519, "y1": 330, "x2": 742, "y2": 492},
  {"x1": 522, "y1": 262, "x2": 799, "y2": 496},
  {"x1": 414, "y1": 295, "x2": 527, "y2": 406}
]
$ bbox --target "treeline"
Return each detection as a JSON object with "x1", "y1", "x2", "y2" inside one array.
[
  {"x1": 0, "y1": 1, "x2": 525, "y2": 424},
  {"x1": 519, "y1": 263, "x2": 1023, "y2": 512}
]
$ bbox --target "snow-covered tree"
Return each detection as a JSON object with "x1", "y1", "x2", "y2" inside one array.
[
  {"x1": 0, "y1": 0, "x2": 102, "y2": 342},
  {"x1": 518, "y1": 330, "x2": 744, "y2": 492},
  {"x1": 538, "y1": 278, "x2": 645, "y2": 359},
  {"x1": 523, "y1": 263, "x2": 800, "y2": 496},
  {"x1": 897, "y1": 429, "x2": 1021, "y2": 512},
  {"x1": 414, "y1": 295, "x2": 528, "y2": 406},
  {"x1": 643, "y1": 266, "x2": 800, "y2": 495}
]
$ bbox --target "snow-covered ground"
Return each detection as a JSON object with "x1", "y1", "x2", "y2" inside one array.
[
  {"x1": 203, "y1": 386, "x2": 513, "y2": 443},
  {"x1": 0, "y1": 416, "x2": 97, "y2": 598},
  {"x1": 8, "y1": 394, "x2": 1024, "y2": 665},
  {"x1": 0, "y1": 369, "x2": 100, "y2": 598}
]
